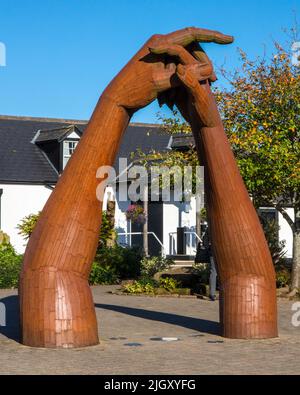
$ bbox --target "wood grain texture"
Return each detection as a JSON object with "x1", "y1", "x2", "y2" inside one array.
[{"x1": 200, "y1": 124, "x2": 277, "y2": 339}]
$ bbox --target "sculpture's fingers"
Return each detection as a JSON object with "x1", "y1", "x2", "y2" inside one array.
[
  {"x1": 176, "y1": 64, "x2": 200, "y2": 92},
  {"x1": 162, "y1": 27, "x2": 234, "y2": 47},
  {"x1": 185, "y1": 42, "x2": 217, "y2": 82},
  {"x1": 150, "y1": 44, "x2": 214, "y2": 82},
  {"x1": 186, "y1": 63, "x2": 214, "y2": 82},
  {"x1": 176, "y1": 64, "x2": 212, "y2": 124},
  {"x1": 149, "y1": 44, "x2": 197, "y2": 64}
]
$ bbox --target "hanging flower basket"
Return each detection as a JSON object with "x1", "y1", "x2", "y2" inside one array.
[{"x1": 125, "y1": 204, "x2": 147, "y2": 225}]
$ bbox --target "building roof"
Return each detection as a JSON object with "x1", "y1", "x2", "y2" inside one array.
[
  {"x1": 34, "y1": 125, "x2": 82, "y2": 143},
  {"x1": 169, "y1": 134, "x2": 195, "y2": 150},
  {"x1": 0, "y1": 115, "x2": 170, "y2": 184}
]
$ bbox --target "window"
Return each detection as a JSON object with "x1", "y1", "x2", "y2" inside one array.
[
  {"x1": 63, "y1": 140, "x2": 78, "y2": 168},
  {"x1": 258, "y1": 208, "x2": 279, "y2": 243},
  {"x1": 258, "y1": 208, "x2": 277, "y2": 223}
]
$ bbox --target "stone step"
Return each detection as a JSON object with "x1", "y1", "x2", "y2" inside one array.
[
  {"x1": 172, "y1": 260, "x2": 195, "y2": 267},
  {"x1": 167, "y1": 255, "x2": 195, "y2": 262}
]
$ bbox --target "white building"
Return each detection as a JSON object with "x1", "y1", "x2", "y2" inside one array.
[{"x1": 0, "y1": 115, "x2": 294, "y2": 260}]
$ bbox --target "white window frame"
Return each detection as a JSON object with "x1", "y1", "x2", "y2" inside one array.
[{"x1": 63, "y1": 140, "x2": 78, "y2": 169}]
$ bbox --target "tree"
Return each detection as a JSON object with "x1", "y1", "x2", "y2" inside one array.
[
  {"x1": 17, "y1": 212, "x2": 41, "y2": 240},
  {"x1": 215, "y1": 37, "x2": 300, "y2": 293}
]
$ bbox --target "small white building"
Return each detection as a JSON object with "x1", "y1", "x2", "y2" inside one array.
[{"x1": 0, "y1": 115, "x2": 294, "y2": 260}]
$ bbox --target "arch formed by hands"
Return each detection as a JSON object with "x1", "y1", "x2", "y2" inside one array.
[{"x1": 19, "y1": 28, "x2": 277, "y2": 348}]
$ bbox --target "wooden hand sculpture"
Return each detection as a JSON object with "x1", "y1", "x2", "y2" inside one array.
[
  {"x1": 150, "y1": 42, "x2": 278, "y2": 339},
  {"x1": 20, "y1": 28, "x2": 233, "y2": 348}
]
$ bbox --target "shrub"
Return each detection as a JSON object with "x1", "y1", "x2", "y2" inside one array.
[
  {"x1": 94, "y1": 245, "x2": 142, "y2": 281},
  {"x1": 89, "y1": 262, "x2": 119, "y2": 285},
  {"x1": 140, "y1": 256, "x2": 173, "y2": 277},
  {"x1": 0, "y1": 230, "x2": 10, "y2": 246},
  {"x1": 123, "y1": 277, "x2": 158, "y2": 294},
  {"x1": 17, "y1": 212, "x2": 40, "y2": 240},
  {"x1": 123, "y1": 276, "x2": 182, "y2": 295},
  {"x1": 192, "y1": 262, "x2": 210, "y2": 284},
  {"x1": 98, "y1": 211, "x2": 117, "y2": 249},
  {"x1": 159, "y1": 277, "x2": 180, "y2": 292},
  {"x1": 0, "y1": 243, "x2": 23, "y2": 288},
  {"x1": 275, "y1": 267, "x2": 291, "y2": 288},
  {"x1": 115, "y1": 246, "x2": 142, "y2": 278}
]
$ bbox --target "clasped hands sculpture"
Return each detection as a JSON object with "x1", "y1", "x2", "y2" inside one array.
[{"x1": 20, "y1": 28, "x2": 277, "y2": 348}]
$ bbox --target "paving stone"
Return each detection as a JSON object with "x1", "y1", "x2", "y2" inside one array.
[{"x1": 0, "y1": 286, "x2": 299, "y2": 374}]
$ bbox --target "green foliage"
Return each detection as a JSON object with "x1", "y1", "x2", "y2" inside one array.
[
  {"x1": 275, "y1": 267, "x2": 291, "y2": 288},
  {"x1": 140, "y1": 256, "x2": 173, "y2": 277},
  {"x1": 89, "y1": 262, "x2": 119, "y2": 285},
  {"x1": 159, "y1": 276, "x2": 180, "y2": 292},
  {"x1": 200, "y1": 208, "x2": 207, "y2": 222},
  {"x1": 17, "y1": 210, "x2": 117, "y2": 248},
  {"x1": 157, "y1": 110, "x2": 191, "y2": 136},
  {"x1": 17, "y1": 212, "x2": 40, "y2": 240},
  {"x1": 0, "y1": 231, "x2": 10, "y2": 248},
  {"x1": 215, "y1": 42, "x2": 299, "y2": 214},
  {"x1": 122, "y1": 276, "x2": 182, "y2": 294},
  {"x1": 123, "y1": 277, "x2": 158, "y2": 294},
  {"x1": 98, "y1": 211, "x2": 117, "y2": 249},
  {"x1": 94, "y1": 245, "x2": 142, "y2": 282},
  {"x1": 192, "y1": 263, "x2": 210, "y2": 284},
  {"x1": 0, "y1": 243, "x2": 23, "y2": 288}
]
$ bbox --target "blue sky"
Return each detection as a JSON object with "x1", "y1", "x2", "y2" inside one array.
[{"x1": 0, "y1": 0, "x2": 299, "y2": 123}]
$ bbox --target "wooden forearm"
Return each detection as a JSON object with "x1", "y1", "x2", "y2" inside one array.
[
  {"x1": 20, "y1": 96, "x2": 130, "y2": 348},
  {"x1": 191, "y1": 111, "x2": 278, "y2": 339},
  {"x1": 198, "y1": 124, "x2": 275, "y2": 280}
]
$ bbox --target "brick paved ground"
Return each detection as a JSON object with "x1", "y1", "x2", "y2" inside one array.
[{"x1": 0, "y1": 286, "x2": 299, "y2": 375}]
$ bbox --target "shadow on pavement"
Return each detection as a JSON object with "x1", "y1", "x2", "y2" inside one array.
[
  {"x1": 95, "y1": 303, "x2": 220, "y2": 335},
  {"x1": 0, "y1": 295, "x2": 220, "y2": 341},
  {"x1": 0, "y1": 295, "x2": 20, "y2": 342}
]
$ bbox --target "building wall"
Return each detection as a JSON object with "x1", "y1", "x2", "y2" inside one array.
[
  {"x1": 0, "y1": 184, "x2": 52, "y2": 252},
  {"x1": 278, "y1": 209, "x2": 294, "y2": 258},
  {"x1": 161, "y1": 198, "x2": 294, "y2": 258},
  {"x1": 0, "y1": 182, "x2": 294, "y2": 259},
  {"x1": 162, "y1": 196, "x2": 198, "y2": 256},
  {"x1": 162, "y1": 200, "x2": 179, "y2": 255},
  {"x1": 0, "y1": 184, "x2": 130, "y2": 254},
  {"x1": 102, "y1": 186, "x2": 130, "y2": 246}
]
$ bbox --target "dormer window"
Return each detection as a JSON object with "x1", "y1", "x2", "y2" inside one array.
[
  {"x1": 63, "y1": 140, "x2": 78, "y2": 168},
  {"x1": 32, "y1": 125, "x2": 82, "y2": 174}
]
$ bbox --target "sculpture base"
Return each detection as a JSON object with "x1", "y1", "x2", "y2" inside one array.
[
  {"x1": 20, "y1": 268, "x2": 99, "y2": 348},
  {"x1": 219, "y1": 275, "x2": 278, "y2": 339}
]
